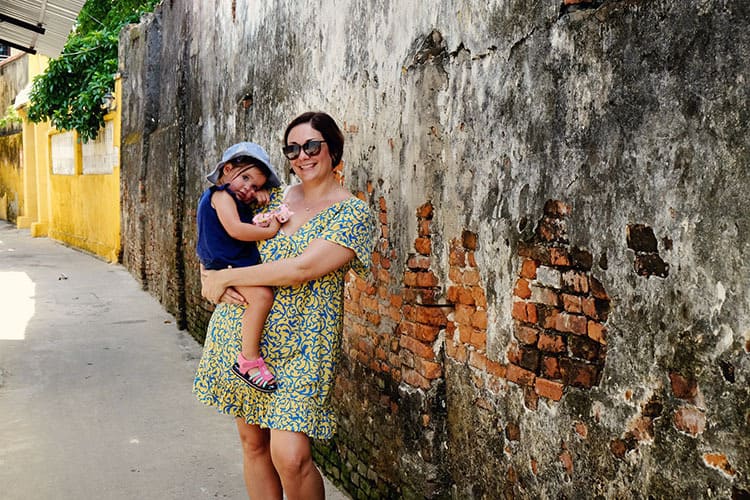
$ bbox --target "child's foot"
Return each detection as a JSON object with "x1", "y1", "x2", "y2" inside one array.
[{"x1": 231, "y1": 353, "x2": 277, "y2": 393}]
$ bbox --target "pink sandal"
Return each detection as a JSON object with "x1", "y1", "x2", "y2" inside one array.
[{"x1": 231, "y1": 354, "x2": 277, "y2": 393}]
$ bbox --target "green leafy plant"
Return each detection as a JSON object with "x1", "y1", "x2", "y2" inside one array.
[
  {"x1": 26, "y1": 0, "x2": 159, "y2": 142},
  {"x1": 0, "y1": 105, "x2": 23, "y2": 129}
]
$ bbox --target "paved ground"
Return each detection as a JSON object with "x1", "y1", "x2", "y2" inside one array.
[{"x1": 0, "y1": 221, "x2": 349, "y2": 500}]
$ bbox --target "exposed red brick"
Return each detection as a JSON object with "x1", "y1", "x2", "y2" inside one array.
[
  {"x1": 669, "y1": 372, "x2": 698, "y2": 400},
  {"x1": 404, "y1": 304, "x2": 447, "y2": 327},
  {"x1": 526, "y1": 303, "x2": 538, "y2": 324},
  {"x1": 378, "y1": 196, "x2": 386, "y2": 210},
  {"x1": 449, "y1": 246, "x2": 466, "y2": 266},
  {"x1": 486, "y1": 359, "x2": 506, "y2": 378},
  {"x1": 514, "y1": 278, "x2": 532, "y2": 299},
  {"x1": 458, "y1": 324, "x2": 472, "y2": 344},
  {"x1": 470, "y1": 329, "x2": 487, "y2": 349},
  {"x1": 544, "y1": 199, "x2": 572, "y2": 217},
  {"x1": 446, "y1": 285, "x2": 460, "y2": 303},
  {"x1": 629, "y1": 416, "x2": 654, "y2": 442},
  {"x1": 524, "y1": 386, "x2": 539, "y2": 410},
  {"x1": 400, "y1": 320, "x2": 441, "y2": 342},
  {"x1": 507, "y1": 364, "x2": 536, "y2": 387},
  {"x1": 458, "y1": 287, "x2": 476, "y2": 305},
  {"x1": 417, "y1": 203, "x2": 433, "y2": 219},
  {"x1": 702, "y1": 453, "x2": 736, "y2": 477},
  {"x1": 515, "y1": 325, "x2": 539, "y2": 345},
  {"x1": 415, "y1": 358, "x2": 442, "y2": 379},
  {"x1": 538, "y1": 332, "x2": 566, "y2": 353},
  {"x1": 507, "y1": 343, "x2": 521, "y2": 365},
  {"x1": 414, "y1": 237, "x2": 431, "y2": 255},
  {"x1": 471, "y1": 309, "x2": 488, "y2": 329},
  {"x1": 518, "y1": 243, "x2": 551, "y2": 266},
  {"x1": 555, "y1": 312, "x2": 588, "y2": 335},
  {"x1": 559, "y1": 450, "x2": 574, "y2": 474},
  {"x1": 469, "y1": 350, "x2": 488, "y2": 370},
  {"x1": 520, "y1": 259, "x2": 538, "y2": 279},
  {"x1": 589, "y1": 276, "x2": 608, "y2": 300},
  {"x1": 610, "y1": 439, "x2": 629, "y2": 459},
  {"x1": 530, "y1": 459, "x2": 538, "y2": 475},
  {"x1": 446, "y1": 340, "x2": 468, "y2": 362},
  {"x1": 542, "y1": 355, "x2": 561, "y2": 379},
  {"x1": 518, "y1": 346, "x2": 540, "y2": 372},
  {"x1": 560, "y1": 359, "x2": 600, "y2": 388},
  {"x1": 400, "y1": 335, "x2": 435, "y2": 360},
  {"x1": 506, "y1": 422, "x2": 521, "y2": 441},
  {"x1": 537, "y1": 306, "x2": 561, "y2": 330},
  {"x1": 562, "y1": 293, "x2": 583, "y2": 313},
  {"x1": 407, "y1": 254, "x2": 431, "y2": 270},
  {"x1": 536, "y1": 378, "x2": 564, "y2": 401},
  {"x1": 569, "y1": 335, "x2": 601, "y2": 362},
  {"x1": 562, "y1": 270, "x2": 589, "y2": 295},
  {"x1": 588, "y1": 320, "x2": 607, "y2": 344},
  {"x1": 402, "y1": 367, "x2": 431, "y2": 389},
  {"x1": 472, "y1": 287, "x2": 487, "y2": 308},
  {"x1": 574, "y1": 421, "x2": 588, "y2": 438},
  {"x1": 512, "y1": 301, "x2": 528, "y2": 322},
  {"x1": 538, "y1": 217, "x2": 568, "y2": 243},
  {"x1": 404, "y1": 271, "x2": 439, "y2": 288},
  {"x1": 673, "y1": 406, "x2": 706, "y2": 436},
  {"x1": 550, "y1": 247, "x2": 571, "y2": 267},
  {"x1": 462, "y1": 268, "x2": 481, "y2": 286},
  {"x1": 454, "y1": 304, "x2": 474, "y2": 325},
  {"x1": 467, "y1": 251, "x2": 477, "y2": 267},
  {"x1": 418, "y1": 219, "x2": 431, "y2": 237},
  {"x1": 530, "y1": 285, "x2": 559, "y2": 307},
  {"x1": 462, "y1": 230, "x2": 478, "y2": 250}
]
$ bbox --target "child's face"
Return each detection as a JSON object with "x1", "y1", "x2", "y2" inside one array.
[{"x1": 222, "y1": 164, "x2": 268, "y2": 203}]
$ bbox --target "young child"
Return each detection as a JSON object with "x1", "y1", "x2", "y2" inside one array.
[{"x1": 196, "y1": 142, "x2": 287, "y2": 393}]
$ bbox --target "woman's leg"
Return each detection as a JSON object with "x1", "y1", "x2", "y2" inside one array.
[
  {"x1": 235, "y1": 419, "x2": 283, "y2": 500},
  {"x1": 269, "y1": 429, "x2": 324, "y2": 500}
]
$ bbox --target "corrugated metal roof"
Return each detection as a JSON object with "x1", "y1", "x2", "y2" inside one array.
[{"x1": 1, "y1": 0, "x2": 85, "y2": 58}]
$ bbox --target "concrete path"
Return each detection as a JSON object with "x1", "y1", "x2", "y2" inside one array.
[{"x1": 0, "y1": 221, "x2": 349, "y2": 500}]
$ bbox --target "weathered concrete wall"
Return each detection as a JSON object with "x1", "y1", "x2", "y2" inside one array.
[
  {"x1": 119, "y1": 1, "x2": 749, "y2": 498},
  {"x1": 0, "y1": 55, "x2": 26, "y2": 222}
]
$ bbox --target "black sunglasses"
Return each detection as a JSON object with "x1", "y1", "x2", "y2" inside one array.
[{"x1": 282, "y1": 140, "x2": 326, "y2": 160}]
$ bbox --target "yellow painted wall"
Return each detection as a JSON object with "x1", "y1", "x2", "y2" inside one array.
[
  {"x1": 14, "y1": 54, "x2": 122, "y2": 262},
  {"x1": 45, "y1": 79, "x2": 122, "y2": 262}
]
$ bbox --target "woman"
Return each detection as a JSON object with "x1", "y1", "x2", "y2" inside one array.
[{"x1": 194, "y1": 111, "x2": 375, "y2": 499}]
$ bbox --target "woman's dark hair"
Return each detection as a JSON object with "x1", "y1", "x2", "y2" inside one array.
[{"x1": 283, "y1": 111, "x2": 345, "y2": 168}]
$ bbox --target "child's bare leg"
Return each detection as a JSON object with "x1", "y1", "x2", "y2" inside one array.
[
  {"x1": 233, "y1": 286, "x2": 275, "y2": 391},
  {"x1": 237, "y1": 285, "x2": 274, "y2": 361}
]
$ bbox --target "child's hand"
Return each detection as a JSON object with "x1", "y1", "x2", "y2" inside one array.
[
  {"x1": 274, "y1": 204, "x2": 294, "y2": 223},
  {"x1": 254, "y1": 189, "x2": 271, "y2": 206},
  {"x1": 252, "y1": 212, "x2": 274, "y2": 227}
]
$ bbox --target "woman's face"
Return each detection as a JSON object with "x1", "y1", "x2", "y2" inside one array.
[
  {"x1": 223, "y1": 165, "x2": 267, "y2": 203},
  {"x1": 286, "y1": 122, "x2": 332, "y2": 181}
]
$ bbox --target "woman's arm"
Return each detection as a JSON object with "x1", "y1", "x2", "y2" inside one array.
[
  {"x1": 213, "y1": 190, "x2": 279, "y2": 241},
  {"x1": 202, "y1": 238, "x2": 355, "y2": 303}
]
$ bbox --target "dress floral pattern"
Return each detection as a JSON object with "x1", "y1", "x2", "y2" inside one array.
[{"x1": 193, "y1": 187, "x2": 374, "y2": 439}]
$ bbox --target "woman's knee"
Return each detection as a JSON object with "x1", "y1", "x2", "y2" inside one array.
[
  {"x1": 269, "y1": 430, "x2": 313, "y2": 476},
  {"x1": 236, "y1": 420, "x2": 270, "y2": 458}
]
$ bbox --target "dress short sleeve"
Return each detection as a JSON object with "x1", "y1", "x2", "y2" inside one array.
[{"x1": 318, "y1": 197, "x2": 375, "y2": 279}]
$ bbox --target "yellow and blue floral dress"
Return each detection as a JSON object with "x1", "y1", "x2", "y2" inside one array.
[{"x1": 193, "y1": 187, "x2": 374, "y2": 439}]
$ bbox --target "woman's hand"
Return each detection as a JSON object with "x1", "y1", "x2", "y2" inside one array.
[{"x1": 200, "y1": 267, "x2": 228, "y2": 304}]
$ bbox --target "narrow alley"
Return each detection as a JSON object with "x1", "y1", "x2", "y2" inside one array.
[{"x1": 0, "y1": 221, "x2": 348, "y2": 500}]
